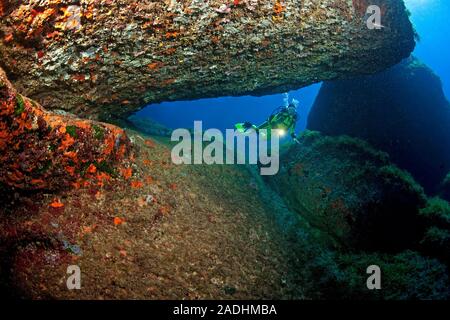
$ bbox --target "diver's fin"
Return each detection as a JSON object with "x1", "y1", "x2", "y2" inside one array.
[
  {"x1": 235, "y1": 122, "x2": 255, "y2": 133},
  {"x1": 235, "y1": 123, "x2": 247, "y2": 133}
]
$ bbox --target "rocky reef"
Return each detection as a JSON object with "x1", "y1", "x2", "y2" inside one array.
[
  {"x1": 418, "y1": 197, "x2": 450, "y2": 266},
  {"x1": 3, "y1": 0, "x2": 449, "y2": 301},
  {"x1": 0, "y1": 0, "x2": 414, "y2": 119},
  {"x1": 0, "y1": 131, "x2": 306, "y2": 299},
  {"x1": 267, "y1": 131, "x2": 427, "y2": 252},
  {"x1": 127, "y1": 114, "x2": 172, "y2": 137},
  {"x1": 0, "y1": 66, "x2": 133, "y2": 191},
  {"x1": 266, "y1": 131, "x2": 450, "y2": 299},
  {"x1": 307, "y1": 57, "x2": 450, "y2": 194}
]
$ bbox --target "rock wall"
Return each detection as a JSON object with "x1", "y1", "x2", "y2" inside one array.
[
  {"x1": 0, "y1": 0, "x2": 415, "y2": 119},
  {"x1": 307, "y1": 57, "x2": 450, "y2": 194}
]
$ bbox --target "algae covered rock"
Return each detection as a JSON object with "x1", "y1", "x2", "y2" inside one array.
[
  {"x1": 0, "y1": 0, "x2": 414, "y2": 118},
  {"x1": 309, "y1": 249, "x2": 450, "y2": 300},
  {"x1": 0, "y1": 66, "x2": 133, "y2": 190},
  {"x1": 307, "y1": 57, "x2": 450, "y2": 194},
  {"x1": 439, "y1": 173, "x2": 450, "y2": 202},
  {"x1": 267, "y1": 131, "x2": 426, "y2": 251},
  {"x1": 128, "y1": 115, "x2": 172, "y2": 137},
  {"x1": 418, "y1": 197, "x2": 450, "y2": 264}
]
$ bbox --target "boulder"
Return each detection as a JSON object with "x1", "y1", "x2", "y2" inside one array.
[
  {"x1": 0, "y1": 0, "x2": 414, "y2": 119},
  {"x1": 307, "y1": 57, "x2": 450, "y2": 194},
  {"x1": 0, "y1": 66, "x2": 132, "y2": 190},
  {"x1": 266, "y1": 131, "x2": 427, "y2": 251}
]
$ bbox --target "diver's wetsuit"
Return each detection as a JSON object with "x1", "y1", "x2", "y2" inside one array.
[
  {"x1": 236, "y1": 103, "x2": 299, "y2": 143},
  {"x1": 258, "y1": 105, "x2": 298, "y2": 140}
]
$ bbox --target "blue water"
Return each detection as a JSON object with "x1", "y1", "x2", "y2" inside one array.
[
  {"x1": 135, "y1": 85, "x2": 320, "y2": 133},
  {"x1": 405, "y1": 0, "x2": 450, "y2": 98},
  {"x1": 136, "y1": 0, "x2": 450, "y2": 133}
]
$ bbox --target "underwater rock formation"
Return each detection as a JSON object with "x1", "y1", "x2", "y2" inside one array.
[
  {"x1": 418, "y1": 198, "x2": 450, "y2": 266},
  {"x1": 0, "y1": 0, "x2": 414, "y2": 119},
  {"x1": 0, "y1": 66, "x2": 132, "y2": 190},
  {"x1": 440, "y1": 174, "x2": 450, "y2": 202},
  {"x1": 128, "y1": 115, "x2": 172, "y2": 137},
  {"x1": 307, "y1": 57, "x2": 450, "y2": 194},
  {"x1": 267, "y1": 131, "x2": 427, "y2": 252},
  {"x1": 264, "y1": 132, "x2": 450, "y2": 299},
  {"x1": 0, "y1": 131, "x2": 305, "y2": 299}
]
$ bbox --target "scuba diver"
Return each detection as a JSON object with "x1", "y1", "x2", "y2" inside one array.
[{"x1": 235, "y1": 95, "x2": 300, "y2": 144}]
